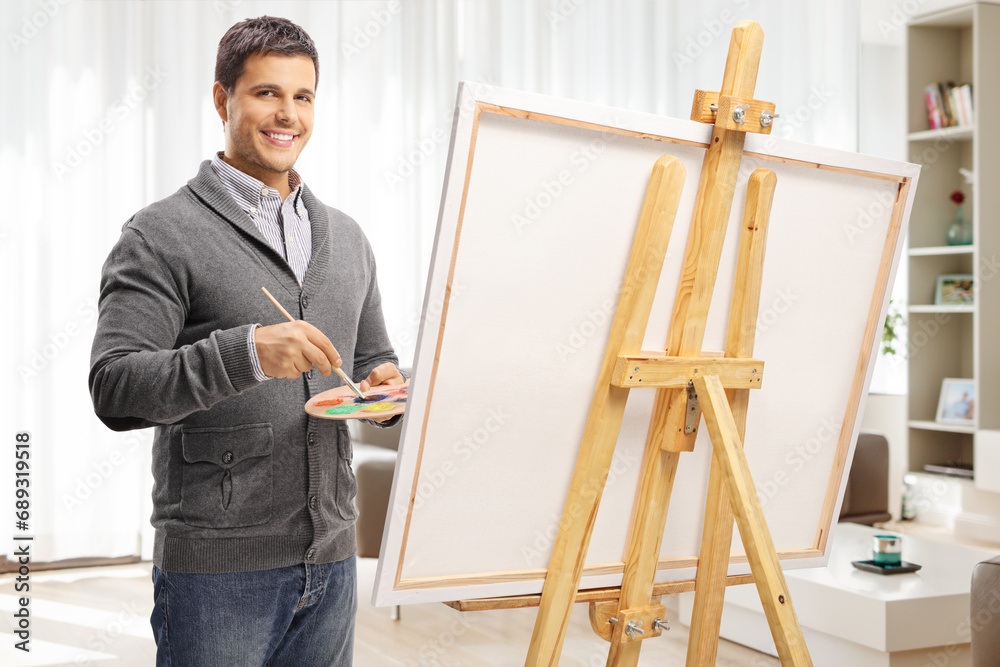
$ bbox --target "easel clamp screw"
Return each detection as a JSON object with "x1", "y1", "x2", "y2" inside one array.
[
  {"x1": 690, "y1": 90, "x2": 777, "y2": 135},
  {"x1": 625, "y1": 620, "x2": 645, "y2": 638}
]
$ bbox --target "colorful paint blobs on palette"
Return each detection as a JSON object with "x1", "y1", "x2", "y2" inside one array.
[
  {"x1": 362, "y1": 402, "x2": 396, "y2": 412},
  {"x1": 326, "y1": 405, "x2": 363, "y2": 416},
  {"x1": 316, "y1": 398, "x2": 345, "y2": 407},
  {"x1": 313, "y1": 384, "x2": 408, "y2": 418},
  {"x1": 355, "y1": 393, "x2": 389, "y2": 404}
]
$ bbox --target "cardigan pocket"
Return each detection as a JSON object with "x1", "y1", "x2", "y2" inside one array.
[
  {"x1": 335, "y1": 428, "x2": 358, "y2": 521},
  {"x1": 180, "y1": 424, "x2": 273, "y2": 528}
]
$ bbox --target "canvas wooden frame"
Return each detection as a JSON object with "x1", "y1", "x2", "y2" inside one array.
[{"x1": 373, "y1": 82, "x2": 919, "y2": 606}]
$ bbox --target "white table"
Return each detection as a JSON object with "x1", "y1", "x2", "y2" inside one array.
[{"x1": 675, "y1": 523, "x2": 996, "y2": 667}]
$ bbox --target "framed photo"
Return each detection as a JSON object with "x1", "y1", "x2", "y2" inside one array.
[
  {"x1": 935, "y1": 274, "x2": 974, "y2": 305},
  {"x1": 936, "y1": 378, "x2": 976, "y2": 424}
]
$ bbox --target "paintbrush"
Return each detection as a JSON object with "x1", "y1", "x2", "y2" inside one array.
[{"x1": 260, "y1": 287, "x2": 366, "y2": 399}]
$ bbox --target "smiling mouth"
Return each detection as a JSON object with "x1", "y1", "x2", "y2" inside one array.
[{"x1": 261, "y1": 130, "x2": 297, "y2": 147}]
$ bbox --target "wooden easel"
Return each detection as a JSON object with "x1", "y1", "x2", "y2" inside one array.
[{"x1": 519, "y1": 21, "x2": 814, "y2": 666}]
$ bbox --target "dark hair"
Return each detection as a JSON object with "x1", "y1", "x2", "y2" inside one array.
[{"x1": 215, "y1": 16, "x2": 319, "y2": 93}]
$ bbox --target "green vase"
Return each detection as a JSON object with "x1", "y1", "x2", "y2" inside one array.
[{"x1": 946, "y1": 205, "x2": 973, "y2": 245}]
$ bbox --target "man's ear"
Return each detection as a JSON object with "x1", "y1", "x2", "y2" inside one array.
[{"x1": 212, "y1": 81, "x2": 229, "y2": 123}]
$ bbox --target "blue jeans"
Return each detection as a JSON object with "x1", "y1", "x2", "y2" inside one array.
[{"x1": 150, "y1": 556, "x2": 357, "y2": 666}]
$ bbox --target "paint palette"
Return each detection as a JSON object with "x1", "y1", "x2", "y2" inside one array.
[{"x1": 305, "y1": 379, "x2": 409, "y2": 421}]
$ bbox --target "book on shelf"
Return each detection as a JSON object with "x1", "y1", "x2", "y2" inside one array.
[{"x1": 925, "y1": 81, "x2": 975, "y2": 129}]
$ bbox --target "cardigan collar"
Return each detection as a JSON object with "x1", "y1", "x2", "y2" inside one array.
[{"x1": 186, "y1": 159, "x2": 331, "y2": 296}]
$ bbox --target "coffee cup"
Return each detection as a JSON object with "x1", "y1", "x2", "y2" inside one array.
[{"x1": 873, "y1": 534, "x2": 902, "y2": 565}]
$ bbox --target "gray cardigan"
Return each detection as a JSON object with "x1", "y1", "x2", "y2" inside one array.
[{"x1": 89, "y1": 160, "x2": 400, "y2": 573}]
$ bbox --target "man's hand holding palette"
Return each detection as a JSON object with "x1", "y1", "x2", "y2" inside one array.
[{"x1": 305, "y1": 380, "x2": 409, "y2": 421}]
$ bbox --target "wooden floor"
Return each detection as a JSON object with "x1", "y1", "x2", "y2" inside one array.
[{"x1": 0, "y1": 557, "x2": 778, "y2": 666}]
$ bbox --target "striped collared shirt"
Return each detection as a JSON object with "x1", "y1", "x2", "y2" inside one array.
[
  {"x1": 210, "y1": 152, "x2": 313, "y2": 382},
  {"x1": 210, "y1": 151, "x2": 312, "y2": 282}
]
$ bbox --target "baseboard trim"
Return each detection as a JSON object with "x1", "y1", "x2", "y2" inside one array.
[{"x1": 0, "y1": 554, "x2": 141, "y2": 574}]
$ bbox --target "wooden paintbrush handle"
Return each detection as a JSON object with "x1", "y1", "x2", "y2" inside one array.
[{"x1": 260, "y1": 287, "x2": 365, "y2": 397}]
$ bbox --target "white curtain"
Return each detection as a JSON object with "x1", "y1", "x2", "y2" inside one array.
[{"x1": 0, "y1": 0, "x2": 858, "y2": 561}]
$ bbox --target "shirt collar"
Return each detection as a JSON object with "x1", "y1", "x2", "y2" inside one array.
[{"x1": 210, "y1": 152, "x2": 305, "y2": 214}]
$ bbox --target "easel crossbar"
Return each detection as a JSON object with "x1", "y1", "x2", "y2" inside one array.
[
  {"x1": 611, "y1": 355, "x2": 763, "y2": 388},
  {"x1": 446, "y1": 574, "x2": 755, "y2": 612}
]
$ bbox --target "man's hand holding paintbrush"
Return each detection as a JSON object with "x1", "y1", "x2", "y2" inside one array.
[{"x1": 257, "y1": 287, "x2": 404, "y2": 420}]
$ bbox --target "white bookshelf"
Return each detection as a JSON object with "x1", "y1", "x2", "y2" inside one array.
[
  {"x1": 906, "y1": 4, "x2": 1000, "y2": 505},
  {"x1": 908, "y1": 245, "x2": 973, "y2": 256},
  {"x1": 908, "y1": 419, "x2": 976, "y2": 435},
  {"x1": 907, "y1": 126, "x2": 975, "y2": 142}
]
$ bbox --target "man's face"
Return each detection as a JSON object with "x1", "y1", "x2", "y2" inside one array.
[{"x1": 216, "y1": 52, "x2": 315, "y2": 180}]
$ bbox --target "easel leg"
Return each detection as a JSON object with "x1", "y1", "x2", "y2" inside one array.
[
  {"x1": 606, "y1": 444, "x2": 680, "y2": 667},
  {"x1": 526, "y1": 156, "x2": 686, "y2": 666},
  {"x1": 694, "y1": 375, "x2": 813, "y2": 666},
  {"x1": 685, "y1": 445, "x2": 737, "y2": 665},
  {"x1": 687, "y1": 169, "x2": 776, "y2": 666}
]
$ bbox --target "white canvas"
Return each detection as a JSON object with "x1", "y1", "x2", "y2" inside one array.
[{"x1": 374, "y1": 82, "x2": 919, "y2": 606}]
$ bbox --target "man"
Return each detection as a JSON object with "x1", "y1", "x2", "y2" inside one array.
[{"x1": 89, "y1": 16, "x2": 402, "y2": 665}]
